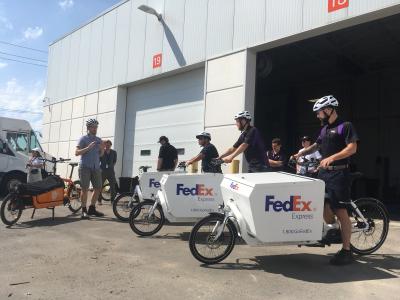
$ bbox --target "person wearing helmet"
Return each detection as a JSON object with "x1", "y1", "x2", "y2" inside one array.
[
  {"x1": 218, "y1": 111, "x2": 268, "y2": 173},
  {"x1": 292, "y1": 95, "x2": 359, "y2": 265},
  {"x1": 75, "y1": 118, "x2": 105, "y2": 219},
  {"x1": 186, "y1": 132, "x2": 222, "y2": 173}
]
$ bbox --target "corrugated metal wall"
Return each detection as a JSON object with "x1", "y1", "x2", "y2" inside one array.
[{"x1": 46, "y1": 0, "x2": 400, "y2": 104}]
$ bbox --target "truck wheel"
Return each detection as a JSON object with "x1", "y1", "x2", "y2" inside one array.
[{"x1": 2, "y1": 174, "x2": 26, "y2": 195}]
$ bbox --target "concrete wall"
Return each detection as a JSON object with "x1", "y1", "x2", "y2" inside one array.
[
  {"x1": 204, "y1": 50, "x2": 256, "y2": 173},
  {"x1": 45, "y1": 0, "x2": 400, "y2": 105}
]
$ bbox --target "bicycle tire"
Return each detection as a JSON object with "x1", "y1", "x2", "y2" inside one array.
[
  {"x1": 350, "y1": 197, "x2": 389, "y2": 255},
  {"x1": 1, "y1": 194, "x2": 23, "y2": 226},
  {"x1": 113, "y1": 192, "x2": 138, "y2": 221},
  {"x1": 67, "y1": 180, "x2": 82, "y2": 213},
  {"x1": 189, "y1": 214, "x2": 237, "y2": 264},
  {"x1": 129, "y1": 200, "x2": 165, "y2": 236}
]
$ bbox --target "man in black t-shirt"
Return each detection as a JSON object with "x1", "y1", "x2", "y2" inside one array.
[
  {"x1": 293, "y1": 95, "x2": 359, "y2": 266},
  {"x1": 157, "y1": 136, "x2": 178, "y2": 171},
  {"x1": 219, "y1": 111, "x2": 269, "y2": 173},
  {"x1": 266, "y1": 138, "x2": 288, "y2": 172},
  {"x1": 186, "y1": 132, "x2": 222, "y2": 173}
]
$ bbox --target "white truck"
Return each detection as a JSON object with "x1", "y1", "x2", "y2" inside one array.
[{"x1": 0, "y1": 117, "x2": 54, "y2": 195}]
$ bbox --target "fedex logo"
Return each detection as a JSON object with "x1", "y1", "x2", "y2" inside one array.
[
  {"x1": 176, "y1": 184, "x2": 214, "y2": 196},
  {"x1": 265, "y1": 195, "x2": 312, "y2": 212},
  {"x1": 230, "y1": 182, "x2": 239, "y2": 190},
  {"x1": 149, "y1": 178, "x2": 161, "y2": 188}
]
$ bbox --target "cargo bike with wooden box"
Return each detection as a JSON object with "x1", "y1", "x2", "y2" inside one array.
[{"x1": 0, "y1": 158, "x2": 82, "y2": 226}]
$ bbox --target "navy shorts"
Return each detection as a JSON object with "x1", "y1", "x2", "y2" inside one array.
[{"x1": 318, "y1": 169, "x2": 351, "y2": 210}]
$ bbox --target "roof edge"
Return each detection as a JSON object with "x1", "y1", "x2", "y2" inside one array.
[{"x1": 49, "y1": 0, "x2": 130, "y2": 47}]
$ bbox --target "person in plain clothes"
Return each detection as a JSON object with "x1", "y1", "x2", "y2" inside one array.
[
  {"x1": 98, "y1": 140, "x2": 117, "y2": 204},
  {"x1": 75, "y1": 118, "x2": 104, "y2": 219},
  {"x1": 26, "y1": 148, "x2": 44, "y2": 183},
  {"x1": 296, "y1": 136, "x2": 322, "y2": 176},
  {"x1": 266, "y1": 138, "x2": 288, "y2": 172},
  {"x1": 157, "y1": 136, "x2": 178, "y2": 171}
]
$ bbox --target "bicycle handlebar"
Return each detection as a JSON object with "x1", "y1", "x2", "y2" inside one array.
[
  {"x1": 288, "y1": 158, "x2": 320, "y2": 170},
  {"x1": 139, "y1": 166, "x2": 152, "y2": 172},
  {"x1": 177, "y1": 161, "x2": 187, "y2": 169},
  {"x1": 210, "y1": 158, "x2": 224, "y2": 167},
  {"x1": 43, "y1": 157, "x2": 71, "y2": 163}
]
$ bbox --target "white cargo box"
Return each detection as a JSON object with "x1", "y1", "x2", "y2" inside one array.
[
  {"x1": 139, "y1": 171, "x2": 181, "y2": 199},
  {"x1": 221, "y1": 172, "x2": 325, "y2": 244},
  {"x1": 158, "y1": 173, "x2": 224, "y2": 222}
]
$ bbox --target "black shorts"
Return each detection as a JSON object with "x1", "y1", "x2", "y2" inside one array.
[{"x1": 318, "y1": 169, "x2": 351, "y2": 210}]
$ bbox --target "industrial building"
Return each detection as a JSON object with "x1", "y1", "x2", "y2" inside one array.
[{"x1": 42, "y1": 0, "x2": 400, "y2": 203}]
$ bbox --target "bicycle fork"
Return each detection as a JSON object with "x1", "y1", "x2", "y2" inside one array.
[
  {"x1": 350, "y1": 201, "x2": 370, "y2": 231},
  {"x1": 211, "y1": 214, "x2": 232, "y2": 241},
  {"x1": 147, "y1": 198, "x2": 160, "y2": 217}
]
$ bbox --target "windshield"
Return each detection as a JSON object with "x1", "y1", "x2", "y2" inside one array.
[
  {"x1": 6, "y1": 132, "x2": 29, "y2": 153},
  {"x1": 30, "y1": 131, "x2": 42, "y2": 152}
]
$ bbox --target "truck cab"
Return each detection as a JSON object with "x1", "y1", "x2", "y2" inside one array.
[{"x1": 0, "y1": 117, "x2": 54, "y2": 195}]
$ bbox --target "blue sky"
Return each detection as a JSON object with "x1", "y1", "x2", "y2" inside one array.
[{"x1": 0, "y1": 0, "x2": 120, "y2": 133}]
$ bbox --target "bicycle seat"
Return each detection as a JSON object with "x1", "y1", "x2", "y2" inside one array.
[{"x1": 69, "y1": 162, "x2": 78, "y2": 167}]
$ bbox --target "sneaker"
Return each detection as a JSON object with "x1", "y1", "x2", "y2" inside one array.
[
  {"x1": 88, "y1": 205, "x2": 104, "y2": 217},
  {"x1": 330, "y1": 248, "x2": 353, "y2": 266},
  {"x1": 81, "y1": 207, "x2": 89, "y2": 219}
]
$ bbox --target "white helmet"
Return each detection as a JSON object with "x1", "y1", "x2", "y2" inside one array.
[
  {"x1": 86, "y1": 118, "x2": 99, "y2": 127},
  {"x1": 196, "y1": 132, "x2": 211, "y2": 140},
  {"x1": 234, "y1": 111, "x2": 252, "y2": 120},
  {"x1": 313, "y1": 95, "x2": 339, "y2": 112}
]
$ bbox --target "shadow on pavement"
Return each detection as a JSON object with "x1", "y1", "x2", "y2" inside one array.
[
  {"x1": 6, "y1": 214, "x2": 81, "y2": 229},
  {"x1": 203, "y1": 253, "x2": 400, "y2": 283},
  {"x1": 140, "y1": 232, "x2": 191, "y2": 241}
]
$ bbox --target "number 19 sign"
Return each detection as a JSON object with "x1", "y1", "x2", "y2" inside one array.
[
  {"x1": 328, "y1": 0, "x2": 349, "y2": 12},
  {"x1": 153, "y1": 53, "x2": 162, "y2": 69}
]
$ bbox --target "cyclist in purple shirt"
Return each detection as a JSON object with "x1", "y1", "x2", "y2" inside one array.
[
  {"x1": 293, "y1": 95, "x2": 359, "y2": 265},
  {"x1": 219, "y1": 111, "x2": 269, "y2": 173}
]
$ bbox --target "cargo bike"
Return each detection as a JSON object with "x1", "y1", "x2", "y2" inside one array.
[
  {"x1": 128, "y1": 162, "x2": 224, "y2": 236},
  {"x1": 0, "y1": 158, "x2": 82, "y2": 226},
  {"x1": 112, "y1": 165, "x2": 186, "y2": 221},
  {"x1": 189, "y1": 160, "x2": 390, "y2": 264}
]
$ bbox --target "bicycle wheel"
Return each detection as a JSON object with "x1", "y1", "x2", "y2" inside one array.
[
  {"x1": 113, "y1": 192, "x2": 138, "y2": 221},
  {"x1": 67, "y1": 180, "x2": 82, "y2": 213},
  {"x1": 129, "y1": 200, "x2": 165, "y2": 236},
  {"x1": 350, "y1": 198, "x2": 389, "y2": 255},
  {"x1": 100, "y1": 182, "x2": 112, "y2": 201},
  {"x1": 189, "y1": 214, "x2": 237, "y2": 264},
  {"x1": 1, "y1": 194, "x2": 23, "y2": 226}
]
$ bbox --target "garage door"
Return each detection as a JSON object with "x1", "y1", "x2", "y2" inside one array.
[{"x1": 122, "y1": 68, "x2": 205, "y2": 176}]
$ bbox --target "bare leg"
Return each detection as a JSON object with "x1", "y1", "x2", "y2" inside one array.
[
  {"x1": 335, "y1": 208, "x2": 352, "y2": 250},
  {"x1": 90, "y1": 188, "x2": 101, "y2": 206},
  {"x1": 81, "y1": 189, "x2": 88, "y2": 208},
  {"x1": 323, "y1": 203, "x2": 336, "y2": 224}
]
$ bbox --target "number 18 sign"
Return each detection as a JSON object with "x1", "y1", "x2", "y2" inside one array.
[{"x1": 328, "y1": 0, "x2": 349, "y2": 12}]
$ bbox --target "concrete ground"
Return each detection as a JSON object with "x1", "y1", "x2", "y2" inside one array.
[{"x1": 0, "y1": 201, "x2": 399, "y2": 300}]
